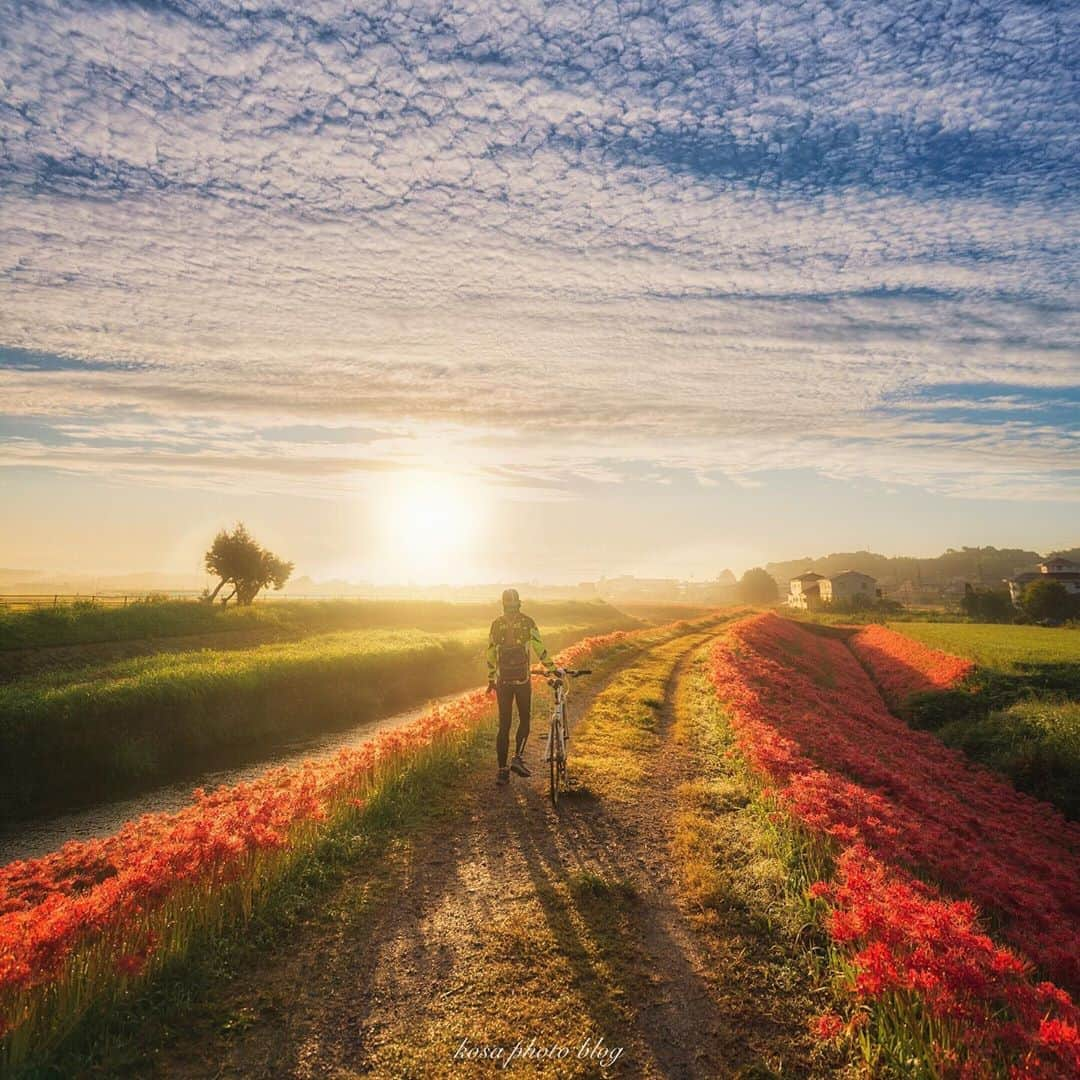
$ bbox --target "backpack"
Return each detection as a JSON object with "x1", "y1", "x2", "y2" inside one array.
[{"x1": 494, "y1": 614, "x2": 530, "y2": 683}]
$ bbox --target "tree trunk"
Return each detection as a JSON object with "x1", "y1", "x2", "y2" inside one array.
[
  {"x1": 221, "y1": 586, "x2": 237, "y2": 605},
  {"x1": 205, "y1": 578, "x2": 227, "y2": 603}
]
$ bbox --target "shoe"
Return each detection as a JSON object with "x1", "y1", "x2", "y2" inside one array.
[
  {"x1": 510, "y1": 755, "x2": 531, "y2": 778},
  {"x1": 496, "y1": 768, "x2": 510, "y2": 786}
]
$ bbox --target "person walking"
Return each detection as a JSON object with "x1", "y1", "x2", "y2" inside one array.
[{"x1": 486, "y1": 588, "x2": 561, "y2": 786}]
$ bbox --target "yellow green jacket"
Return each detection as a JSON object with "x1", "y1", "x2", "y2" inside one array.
[{"x1": 487, "y1": 611, "x2": 555, "y2": 685}]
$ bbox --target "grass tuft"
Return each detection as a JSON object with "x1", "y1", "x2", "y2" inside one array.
[{"x1": 568, "y1": 870, "x2": 638, "y2": 904}]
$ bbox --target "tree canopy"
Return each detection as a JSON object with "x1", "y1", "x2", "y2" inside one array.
[
  {"x1": 961, "y1": 586, "x2": 1015, "y2": 623},
  {"x1": 203, "y1": 523, "x2": 293, "y2": 606},
  {"x1": 1023, "y1": 579, "x2": 1074, "y2": 623},
  {"x1": 738, "y1": 567, "x2": 779, "y2": 605}
]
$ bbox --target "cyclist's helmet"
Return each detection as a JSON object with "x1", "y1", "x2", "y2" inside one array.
[{"x1": 501, "y1": 588, "x2": 521, "y2": 612}]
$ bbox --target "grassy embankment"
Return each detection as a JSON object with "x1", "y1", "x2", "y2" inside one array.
[
  {"x1": 670, "y1": 643, "x2": 859, "y2": 1070},
  {"x1": 0, "y1": 603, "x2": 634, "y2": 818},
  {"x1": 888, "y1": 622, "x2": 1080, "y2": 818},
  {"x1": 14, "y1": 617, "x2": 721, "y2": 1077}
]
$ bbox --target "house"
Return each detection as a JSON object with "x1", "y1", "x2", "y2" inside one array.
[
  {"x1": 788, "y1": 570, "x2": 880, "y2": 609},
  {"x1": 890, "y1": 579, "x2": 939, "y2": 605},
  {"x1": 1006, "y1": 558, "x2": 1080, "y2": 606},
  {"x1": 819, "y1": 570, "x2": 878, "y2": 605},
  {"x1": 787, "y1": 571, "x2": 825, "y2": 610},
  {"x1": 1042, "y1": 556, "x2": 1080, "y2": 578}
]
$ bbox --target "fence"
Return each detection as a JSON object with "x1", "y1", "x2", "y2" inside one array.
[
  {"x1": 0, "y1": 593, "x2": 412, "y2": 610},
  {"x1": 0, "y1": 593, "x2": 205, "y2": 610}
]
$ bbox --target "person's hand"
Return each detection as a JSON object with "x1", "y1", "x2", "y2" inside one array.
[{"x1": 486, "y1": 681, "x2": 496, "y2": 696}]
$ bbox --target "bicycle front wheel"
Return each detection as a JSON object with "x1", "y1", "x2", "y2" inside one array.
[{"x1": 549, "y1": 709, "x2": 563, "y2": 806}]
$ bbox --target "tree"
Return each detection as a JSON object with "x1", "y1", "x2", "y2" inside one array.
[
  {"x1": 961, "y1": 585, "x2": 1015, "y2": 623},
  {"x1": 738, "y1": 567, "x2": 779, "y2": 605},
  {"x1": 1023, "y1": 579, "x2": 1072, "y2": 623},
  {"x1": 203, "y1": 523, "x2": 294, "y2": 606}
]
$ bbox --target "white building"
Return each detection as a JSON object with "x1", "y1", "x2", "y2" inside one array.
[
  {"x1": 819, "y1": 570, "x2": 878, "y2": 605},
  {"x1": 786, "y1": 572, "x2": 825, "y2": 610},
  {"x1": 788, "y1": 569, "x2": 879, "y2": 609}
]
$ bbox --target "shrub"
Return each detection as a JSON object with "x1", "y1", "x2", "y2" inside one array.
[
  {"x1": 960, "y1": 587, "x2": 1015, "y2": 623},
  {"x1": 1024, "y1": 580, "x2": 1075, "y2": 623},
  {"x1": 737, "y1": 568, "x2": 779, "y2": 605}
]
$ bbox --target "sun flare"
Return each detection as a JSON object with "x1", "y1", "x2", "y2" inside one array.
[{"x1": 376, "y1": 476, "x2": 483, "y2": 581}]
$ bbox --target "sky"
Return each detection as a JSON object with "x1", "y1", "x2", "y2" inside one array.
[{"x1": 0, "y1": 0, "x2": 1077, "y2": 583}]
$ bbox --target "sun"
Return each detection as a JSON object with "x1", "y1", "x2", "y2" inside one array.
[
  {"x1": 377, "y1": 475, "x2": 482, "y2": 581},
  {"x1": 395, "y1": 484, "x2": 472, "y2": 547}
]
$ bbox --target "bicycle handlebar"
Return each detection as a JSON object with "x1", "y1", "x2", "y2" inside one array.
[{"x1": 530, "y1": 667, "x2": 592, "y2": 678}]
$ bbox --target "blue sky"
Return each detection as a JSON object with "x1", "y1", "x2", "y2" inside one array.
[{"x1": 0, "y1": 1, "x2": 1077, "y2": 580}]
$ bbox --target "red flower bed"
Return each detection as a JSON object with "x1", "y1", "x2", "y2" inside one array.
[
  {"x1": 711, "y1": 613, "x2": 1080, "y2": 1076},
  {"x1": 850, "y1": 624, "x2": 974, "y2": 705}
]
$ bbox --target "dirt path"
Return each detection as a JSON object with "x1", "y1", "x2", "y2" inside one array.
[{"x1": 149, "y1": 631, "x2": 826, "y2": 1078}]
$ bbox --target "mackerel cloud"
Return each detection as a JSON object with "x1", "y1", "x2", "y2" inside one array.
[{"x1": 1, "y1": 0, "x2": 1077, "y2": 498}]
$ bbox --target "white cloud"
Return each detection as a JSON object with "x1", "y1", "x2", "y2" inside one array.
[{"x1": 0, "y1": 0, "x2": 1076, "y2": 503}]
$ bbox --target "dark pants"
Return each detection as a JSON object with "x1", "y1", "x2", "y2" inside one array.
[{"x1": 496, "y1": 681, "x2": 532, "y2": 768}]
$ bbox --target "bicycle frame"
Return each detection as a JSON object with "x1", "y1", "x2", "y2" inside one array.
[
  {"x1": 544, "y1": 680, "x2": 567, "y2": 805},
  {"x1": 544, "y1": 681, "x2": 569, "y2": 759},
  {"x1": 533, "y1": 667, "x2": 589, "y2": 805}
]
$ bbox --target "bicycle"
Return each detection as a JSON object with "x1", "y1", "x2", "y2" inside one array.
[{"x1": 532, "y1": 667, "x2": 591, "y2": 806}]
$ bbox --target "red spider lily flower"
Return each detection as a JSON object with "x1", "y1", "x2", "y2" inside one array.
[{"x1": 811, "y1": 1012, "x2": 845, "y2": 1040}]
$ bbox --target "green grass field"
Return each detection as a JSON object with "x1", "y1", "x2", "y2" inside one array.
[
  {"x1": 889, "y1": 622, "x2": 1080, "y2": 817},
  {"x1": 0, "y1": 607, "x2": 634, "y2": 819},
  {"x1": 888, "y1": 621, "x2": 1080, "y2": 672},
  {"x1": 0, "y1": 597, "x2": 628, "y2": 650}
]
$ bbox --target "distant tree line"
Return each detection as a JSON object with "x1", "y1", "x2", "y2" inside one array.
[
  {"x1": 765, "y1": 546, "x2": 1080, "y2": 590},
  {"x1": 961, "y1": 581, "x2": 1080, "y2": 624}
]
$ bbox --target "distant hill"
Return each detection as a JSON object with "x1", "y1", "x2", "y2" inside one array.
[{"x1": 765, "y1": 546, "x2": 1080, "y2": 590}]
